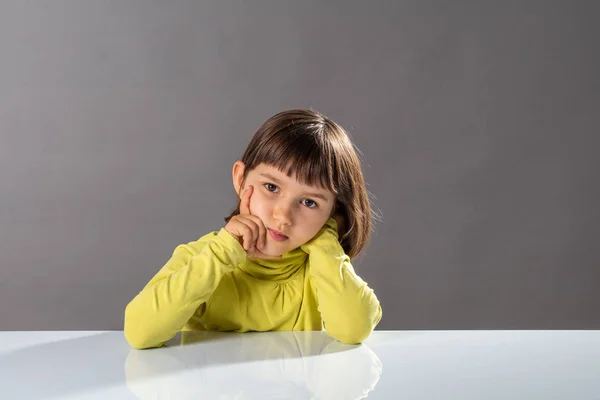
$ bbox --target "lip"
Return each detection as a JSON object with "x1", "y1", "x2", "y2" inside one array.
[{"x1": 268, "y1": 228, "x2": 289, "y2": 242}]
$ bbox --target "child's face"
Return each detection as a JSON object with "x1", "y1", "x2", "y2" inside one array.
[{"x1": 232, "y1": 161, "x2": 336, "y2": 256}]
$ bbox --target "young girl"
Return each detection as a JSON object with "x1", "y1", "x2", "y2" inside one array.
[{"x1": 124, "y1": 109, "x2": 382, "y2": 349}]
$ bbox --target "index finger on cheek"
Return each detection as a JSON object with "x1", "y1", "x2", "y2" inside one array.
[{"x1": 240, "y1": 185, "x2": 253, "y2": 214}]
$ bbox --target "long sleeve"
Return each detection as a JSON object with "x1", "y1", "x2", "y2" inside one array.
[
  {"x1": 302, "y1": 218, "x2": 382, "y2": 345},
  {"x1": 124, "y1": 228, "x2": 246, "y2": 349}
]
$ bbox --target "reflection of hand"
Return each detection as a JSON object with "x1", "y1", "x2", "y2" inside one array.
[{"x1": 125, "y1": 331, "x2": 382, "y2": 400}]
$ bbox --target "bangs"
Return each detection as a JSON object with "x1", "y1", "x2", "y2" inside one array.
[{"x1": 249, "y1": 130, "x2": 338, "y2": 194}]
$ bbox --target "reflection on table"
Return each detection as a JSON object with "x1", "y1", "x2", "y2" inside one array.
[{"x1": 125, "y1": 330, "x2": 382, "y2": 399}]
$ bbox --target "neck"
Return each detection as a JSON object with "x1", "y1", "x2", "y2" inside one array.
[{"x1": 238, "y1": 247, "x2": 308, "y2": 282}]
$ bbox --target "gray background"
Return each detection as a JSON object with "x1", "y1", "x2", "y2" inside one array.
[{"x1": 1, "y1": 1, "x2": 598, "y2": 331}]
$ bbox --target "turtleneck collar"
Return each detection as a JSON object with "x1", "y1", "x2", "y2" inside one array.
[{"x1": 238, "y1": 246, "x2": 308, "y2": 282}]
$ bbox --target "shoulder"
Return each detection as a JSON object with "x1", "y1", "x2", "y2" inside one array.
[{"x1": 172, "y1": 230, "x2": 221, "y2": 256}]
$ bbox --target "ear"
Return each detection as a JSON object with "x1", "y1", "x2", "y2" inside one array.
[{"x1": 232, "y1": 160, "x2": 246, "y2": 197}]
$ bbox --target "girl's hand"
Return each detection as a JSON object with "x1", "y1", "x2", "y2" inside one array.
[{"x1": 224, "y1": 185, "x2": 282, "y2": 260}]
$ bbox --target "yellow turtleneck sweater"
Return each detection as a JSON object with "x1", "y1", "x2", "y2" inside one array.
[{"x1": 124, "y1": 218, "x2": 382, "y2": 349}]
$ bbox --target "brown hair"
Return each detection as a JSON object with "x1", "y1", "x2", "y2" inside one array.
[{"x1": 224, "y1": 109, "x2": 380, "y2": 259}]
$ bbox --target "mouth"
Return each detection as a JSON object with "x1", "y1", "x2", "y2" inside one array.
[{"x1": 268, "y1": 228, "x2": 289, "y2": 242}]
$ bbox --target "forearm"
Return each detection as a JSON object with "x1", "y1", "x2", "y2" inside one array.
[
  {"x1": 124, "y1": 229, "x2": 245, "y2": 349},
  {"x1": 307, "y1": 243, "x2": 382, "y2": 344}
]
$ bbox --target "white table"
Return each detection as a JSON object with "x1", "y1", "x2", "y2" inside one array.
[{"x1": 1, "y1": 330, "x2": 598, "y2": 399}]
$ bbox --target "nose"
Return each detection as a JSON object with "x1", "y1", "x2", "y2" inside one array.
[{"x1": 273, "y1": 198, "x2": 293, "y2": 226}]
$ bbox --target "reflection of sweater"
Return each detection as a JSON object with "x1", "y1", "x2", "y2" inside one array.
[
  {"x1": 125, "y1": 331, "x2": 382, "y2": 400},
  {"x1": 124, "y1": 218, "x2": 382, "y2": 349}
]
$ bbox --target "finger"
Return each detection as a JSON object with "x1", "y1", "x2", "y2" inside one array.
[
  {"x1": 245, "y1": 215, "x2": 266, "y2": 249},
  {"x1": 239, "y1": 185, "x2": 253, "y2": 215},
  {"x1": 239, "y1": 217, "x2": 259, "y2": 250},
  {"x1": 245, "y1": 217, "x2": 260, "y2": 249},
  {"x1": 257, "y1": 218, "x2": 267, "y2": 249},
  {"x1": 240, "y1": 222, "x2": 255, "y2": 251}
]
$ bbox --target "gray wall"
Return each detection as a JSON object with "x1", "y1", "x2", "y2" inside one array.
[{"x1": 1, "y1": 1, "x2": 598, "y2": 330}]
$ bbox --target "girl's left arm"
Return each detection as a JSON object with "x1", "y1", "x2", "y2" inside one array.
[{"x1": 301, "y1": 218, "x2": 382, "y2": 344}]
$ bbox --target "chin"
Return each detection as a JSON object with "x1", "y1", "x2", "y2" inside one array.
[{"x1": 264, "y1": 244, "x2": 288, "y2": 256}]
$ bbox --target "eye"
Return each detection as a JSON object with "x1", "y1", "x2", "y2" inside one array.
[
  {"x1": 264, "y1": 183, "x2": 279, "y2": 193},
  {"x1": 302, "y1": 199, "x2": 318, "y2": 209}
]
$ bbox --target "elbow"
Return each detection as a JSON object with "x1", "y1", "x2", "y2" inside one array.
[
  {"x1": 325, "y1": 305, "x2": 382, "y2": 345},
  {"x1": 326, "y1": 318, "x2": 375, "y2": 344},
  {"x1": 124, "y1": 304, "x2": 161, "y2": 350},
  {"x1": 124, "y1": 322, "x2": 151, "y2": 350},
  {"x1": 124, "y1": 323, "x2": 165, "y2": 350},
  {"x1": 328, "y1": 327, "x2": 372, "y2": 345},
  {"x1": 124, "y1": 328, "x2": 157, "y2": 350},
  {"x1": 325, "y1": 318, "x2": 378, "y2": 345}
]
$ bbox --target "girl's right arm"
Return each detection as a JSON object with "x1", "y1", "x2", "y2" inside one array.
[{"x1": 124, "y1": 228, "x2": 246, "y2": 350}]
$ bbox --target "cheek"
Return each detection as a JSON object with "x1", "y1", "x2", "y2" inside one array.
[
  {"x1": 248, "y1": 190, "x2": 269, "y2": 215},
  {"x1": 301, "y1": 220, "x2": 327, "y2": 240}
]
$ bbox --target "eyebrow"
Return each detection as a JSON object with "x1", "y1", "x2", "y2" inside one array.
[{"x1": 259, "y1": 173, "x2": 330, "y2": 201}]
